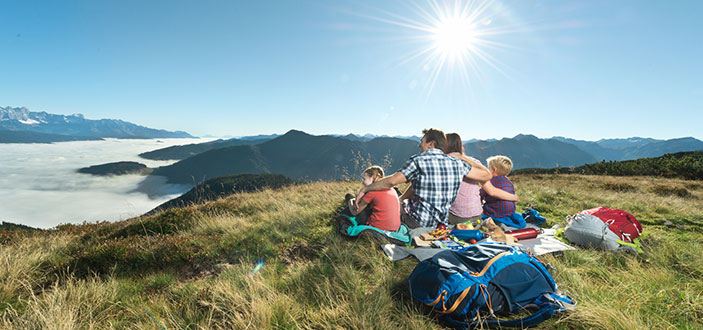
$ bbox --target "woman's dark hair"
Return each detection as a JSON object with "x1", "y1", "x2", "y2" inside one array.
[{"x1": 445, "y1": 133, "x2": 463, "y2": 154}]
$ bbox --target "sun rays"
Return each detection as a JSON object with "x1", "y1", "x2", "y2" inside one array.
[{"x1": 355, "y1": 0, "x2": 520, "y2": 98}]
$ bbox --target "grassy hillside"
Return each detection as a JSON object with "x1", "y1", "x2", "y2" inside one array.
[
  {"x1": 1, "y1": 175, "x2": 702, "y2": 329},
  {"x1": 149, "y1": 173, "x2": 296, "y2": 213}
]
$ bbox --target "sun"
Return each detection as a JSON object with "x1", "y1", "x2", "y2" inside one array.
[
  {"x1": 356, "y1": 0, "x2": 515, "y2": 97},
  {"x1": 431, "y1": 15, "x2": 479, "y2": 62}
]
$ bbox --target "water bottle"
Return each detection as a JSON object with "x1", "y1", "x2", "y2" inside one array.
[
  {"x1": 451, "y1": 229, "x2": 488, "y2": 242},
  {"x1": 505, "y1": 228, "x2": 540, "y2": 240}
]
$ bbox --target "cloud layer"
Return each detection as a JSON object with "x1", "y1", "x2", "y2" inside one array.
[{"x1": 0, "y1": 138, "x2": 213, "y2": 228}]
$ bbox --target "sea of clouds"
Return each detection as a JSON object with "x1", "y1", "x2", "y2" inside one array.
[{"x1": 0, "y1": 138, "x2": 215, "y2": 228}]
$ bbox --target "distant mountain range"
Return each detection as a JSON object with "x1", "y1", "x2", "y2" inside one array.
[
  {"x1": 139, "y1": 137, "x2": 271, "y2": 160},
  {"x1": 464, "y1": 135, "x2": 703, "y2": 167},
  {"x1": 139, "y1": 130, "x2": 703, "y2": 186},
  {"x1": 151, "y1": 130, "x2": 420, "y2": 184},
  {"x1": 0, "y1": 106, "x2": 193, "y2": 142},
  {"x1": 549, "y1": 136, "x2": 703, "y2": 161},
  {"x1": 330, "y1": 133, "x2": 422, "y2": 142},
  {"x1": 463, "y1": 134, "x2": 599, "y2": 169},
  {"x1": 0, "y1": 130, "x2": 101, "y2": 143}
]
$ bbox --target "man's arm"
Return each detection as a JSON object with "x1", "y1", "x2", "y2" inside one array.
[
  {"x1": 451, "y1": 153, "x2": 492, "y2": 182},
  {"x1": 355, "y1": 172, "x2": 407, "y2": 207},
  {"x1": 482, "y1": 180, "x2": 519, "y2": 202}
]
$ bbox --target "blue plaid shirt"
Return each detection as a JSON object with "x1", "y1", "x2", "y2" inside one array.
[{"x1": 400, "y1": 148, "x2": 472, "y2": 227}]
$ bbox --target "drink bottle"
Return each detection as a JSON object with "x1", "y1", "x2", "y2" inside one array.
[
  {"x1": 450, "y1": 229, "x2": 488, "y2": 242},
  {"x1": 505, "y1": 228, "x2": 540, "y2": 240}
]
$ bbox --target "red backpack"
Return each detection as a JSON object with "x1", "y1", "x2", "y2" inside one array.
[{"x1": 577, "y1": 207, "x2": 643, "y2": 243}]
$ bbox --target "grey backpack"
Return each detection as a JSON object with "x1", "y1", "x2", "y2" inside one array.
[{"x1": 563, "y1": 213, "x2": 646, "y2": 253}]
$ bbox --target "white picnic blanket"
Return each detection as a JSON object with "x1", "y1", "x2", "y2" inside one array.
[{"x1": 381, "y1": 227, "x2": 575, "y2": 262}]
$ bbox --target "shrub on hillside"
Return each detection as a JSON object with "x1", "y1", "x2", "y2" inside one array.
[
  {"x1": 0, "y1": 221, "x2": 39, "y2": 231},
  {"x1": 600, "y1": 182, "x2": 638, "y2": 192},
  {"x1": 0, "y1": 230, "x2": 31, "y2": 245},
  {"x1": 685, "y1": 183, "x2": 703, "y2": 191},
  {"x1": 650, "y1": 184, "x2": 694, "y2": 198},
  {"x1": 514, "y1": 151, "x2": 703, "y2": 180},
  {"x1": 0, "y1": 222, "x2": 41, "y2": 245},
  {"x1": 111, "y1": 208, "x2": 197, "y2": 238}
]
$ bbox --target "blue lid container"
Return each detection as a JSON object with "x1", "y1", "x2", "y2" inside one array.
[{"x1": 450, "y1": 229, "x2": 487, "y2": 241}]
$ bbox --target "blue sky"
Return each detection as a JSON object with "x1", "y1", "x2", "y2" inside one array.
[{"x1": 1, "y1": 0, "x2": 701, "y2": 140}]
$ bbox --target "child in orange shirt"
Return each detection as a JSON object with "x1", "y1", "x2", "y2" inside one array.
[{"x1": 347, "y1": 166, "x2": 401, "y2": 231}]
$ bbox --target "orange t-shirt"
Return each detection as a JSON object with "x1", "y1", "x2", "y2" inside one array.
[{"x1": 362, "y1": 189, "x2": 401, "y2": 231}]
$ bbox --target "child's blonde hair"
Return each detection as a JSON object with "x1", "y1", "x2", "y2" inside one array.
[
  {"x1": 363, "y1": 166, "x2": 384, "y2": 181},
  {"x1": 487, "y1": 156, "x2": 513, "y2": 176}
]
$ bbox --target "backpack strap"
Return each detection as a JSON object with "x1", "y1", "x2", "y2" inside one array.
[
  {"x1": 442, "y1": 292, "x2": 576, "y2": 329},
  {"x1": 624, "y1": 213, "x2": 642, "y2": 236}
]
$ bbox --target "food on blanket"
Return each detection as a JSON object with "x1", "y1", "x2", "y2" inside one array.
[
  {"x1": 432, "y1": 239, "x2": 464, "y2": 250},
  {"x1": 420, "y1": 227, "x2": 451, "y2": 241},
  {"x1": 505, "y1": 228, "x2": 540, "y2": 240},
  {"x1": 481, "y1": 218, "x2": 517, "y2": 244},
  {"x1": 469, "y1": 239, "x2": 477, "y2": 244},
  {"x1": 481, "y1": 217, "x2": 499, "y2": 231},
  {"x1": 448, "y1": 236, "x2": 470, "y2": 247},
  {"x1": 413, "y1": 236, "x2": 433, "y2": 247},
  {"x1": 455, "y1": 222, "x2": 475, "y2": 230},
  {"x1": 437, "y1": 223, "x2": 447, "y2": 230}
]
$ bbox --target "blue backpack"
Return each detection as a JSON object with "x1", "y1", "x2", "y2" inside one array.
[{"x1": 408, "y1": 242, "x2": 575, "y2": 329}]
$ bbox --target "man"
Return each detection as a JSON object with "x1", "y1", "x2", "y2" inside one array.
[{"x1": 355, "y1": 128, "x2": 492, "y2": 228}]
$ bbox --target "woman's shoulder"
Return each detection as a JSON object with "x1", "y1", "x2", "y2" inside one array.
[{"x1": 449, "y1": 152, "x2": 482, "y2": 164}]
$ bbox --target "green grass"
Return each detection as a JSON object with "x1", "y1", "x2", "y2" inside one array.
[{"x1": 1, "y1": 175, "x2": 702, "y2": 329}]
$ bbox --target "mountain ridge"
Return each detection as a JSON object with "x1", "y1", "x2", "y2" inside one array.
[
  {"x1": 151, "y1": 130, "x2": 419, "y2": 184},
  {"x1": 142, "y1": 130, "x2": 703, "y2": 187},
  {"x1": 1, "y1": 106, "x2": 193, "y2": 140}
]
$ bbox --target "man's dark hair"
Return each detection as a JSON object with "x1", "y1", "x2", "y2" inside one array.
[{"x1": 422, "y1": 128, "x2": 447, "y2": 151}]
